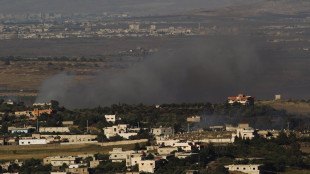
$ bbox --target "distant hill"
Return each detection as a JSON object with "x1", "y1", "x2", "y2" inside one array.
[
  {"x1": 0, "y1": 0, "x2": 233, "y2": 16},
  {"x1": 187, "y1": 0, "x2": 310, "y2": 17}
]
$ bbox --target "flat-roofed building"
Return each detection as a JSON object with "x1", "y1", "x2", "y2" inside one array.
[
  {"x1": 138, "y1": 160, "x2": 160, "y2": 173},
  {"x1": 105, "y1": 115, "x2": 116, "y2": 123},
  {"x1": 157, "y1": 147, "x2": 178, "y2": 155},
  {"x1": 63, "y1": 121, "x2": 74, "y2": 126},
  {"x1": 39, "y1": 127, "x2": 70, "y2": 133},
  {"x1": 151, "y1": 127, "x2": 174, "y2": 137},
  {"x1": 225, "y1": 164, "x2": 261, "y2": 174},
  {"x1": 43, "y1": 156, "x2": 77, "y2": 166},
  {"x1": 19, "y1": 139, "x2": 47, "y2": 145}
]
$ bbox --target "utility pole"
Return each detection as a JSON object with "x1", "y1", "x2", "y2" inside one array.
[
  {"x1": 287, "y1": 121, "x2": 290, "y2": 131},
  {"x1": 37, "y1": 119, "x2": 39, "y2": 132},
  {"x1": 87, "y1": 120, "x2": 88, "y2": 133}
]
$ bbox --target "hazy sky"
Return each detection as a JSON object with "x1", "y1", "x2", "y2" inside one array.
[{"x1": 0, "y1": 0, "x2": 234, "y2": 16}]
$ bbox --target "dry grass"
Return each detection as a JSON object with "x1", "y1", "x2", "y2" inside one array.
[
  {"x1": 0, "y1": 61, "x2": 107, "y2": 92},
  {"x1": 0, "y1": 144, "x2": 135, "y2": 161}
]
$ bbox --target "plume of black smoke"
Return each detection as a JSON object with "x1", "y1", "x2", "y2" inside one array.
[{"x1": 36, "y1": 36, "x2": 261, "y2": 109}]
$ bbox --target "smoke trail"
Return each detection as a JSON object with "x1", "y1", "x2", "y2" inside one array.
[{"x1": 36, "y1": 36, "x2": 261, "y2": 109}]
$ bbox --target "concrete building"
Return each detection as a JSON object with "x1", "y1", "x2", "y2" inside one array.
[
  {"x1": 19, "y1": 139, "x2": 47, "y2": 145},
  {"x1": 275, "y1": 95, "x2": 281, "y2": 100},
  {"x1": 33, "y1": 134, "x2": 97, "y2": 143},
  {"x1": 157, "y1": 147, "x2": 178, "y2": 155},
  {"x1": 33, "y1": 102, "x2": 51, "y2": 107},
  {"x1": 175, "y1": 152, "x2": 199, "y2": 161},
  {"x1": 65, "y1": 167, "x2": 89, "y2": 174},
  {"x1": 226, "y1": 124, "x2": 237, "y2": 131},
  {"x1": 89, "y1": 159, "x2": 100, "y2": 168},
  {"x1": 8, "y1": 126, "x2": 36, "y2": 133},
  {"x1": 109, "y1": 148, "x2": 136, "y2": 162},
  {"x1": 103, "y1": 124, "x2": 137, "y2": 139},
  {"x1": 209, "y1": 126, "x2": 224, "y2": 131},
  {"x1": 174, "y1": 141, "x2": 193, "y2": 152},
  {"x1": 43, "y1": 156, "x2": 77, "y2": 166},
  {"x1": 138, "y1": 160, "x2": 158, "y2": 173},
  {"x1": 228, "y1": 94, "x2": 255, "y2": 105},
  {"x1": 39, "y1": 127, "x2": 70, "y2": 133},
  {"x1": 129, "y1": 24, "x2": 140, "y2": 31},
  {"x1": 109, "y1": 148, "x2": 146, "y2": 164},
  {"x1": 187, "y1": 116, "x2": 201, "y2": 122},
  {"x1": 63, "y1": 121, "x2": 74, "y2": 126},
  {"x1": 105, "y1": 115, "x2": 116, "y2": 123},
  {"x1": 151, "y1": 127, "x2": 174, "y2": 137},
  {"x1": 239, "y1": 123, "x2": 249, "y2": 128},
  {"x1": 14, "y1": 110, "x2": 33, "y2": 117},
  {"x1": 237, "y1": 127, "x2": 255, "y2": 140},
  {"x1": 225, "y1": 164, "x2": 261, "y2": 174},
  {"x1": 156, "y1": 139, "x2": 179, "y2": 146},
  {"x1": 126, "y1": 153, "x2": 143, "y2": 167},
  {"x1": 150, "y1": 25, "x2": 156, "y2": 30}
]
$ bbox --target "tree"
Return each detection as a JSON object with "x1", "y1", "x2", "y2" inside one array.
[
  {"x1": 4, "y1": 58, "x2": 10, "y2": 65},
  {"x1": 51, "y1": 100, "x2": 59, "y2": 110}
]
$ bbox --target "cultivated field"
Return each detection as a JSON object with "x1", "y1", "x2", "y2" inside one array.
[{"x1": 0, "y1": 143, "x2": 136, "y2": 161}]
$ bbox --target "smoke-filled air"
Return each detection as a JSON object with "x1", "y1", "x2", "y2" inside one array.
[{"x1": 36, "y1": 36, "x2": 263, "y2": 108}]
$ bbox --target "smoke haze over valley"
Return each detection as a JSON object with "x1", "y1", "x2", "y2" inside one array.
[{"x1": 36, "y1": 36, "x2": 310, "y2": 109}]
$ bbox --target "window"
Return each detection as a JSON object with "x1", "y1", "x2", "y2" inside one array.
[
  {"x1": 142, "y1": 163, "x2": 144, "y2": 165},
  {"x1": 150, "y1": 163, "x2": 153, "y2": 165},
  {"x1": 237, "y1": 167, "x2": 239, "y2": 170},
  {"x1": 243, "y1": 168, "x2": 246, "y2": 170},
  {"x1": 253, "y1": 168, "x2": 255, "y2": 170}
]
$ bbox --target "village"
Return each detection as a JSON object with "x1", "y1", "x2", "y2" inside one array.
[{"x1": 0, "y1": 94, "x2": 308, "y2": 173}]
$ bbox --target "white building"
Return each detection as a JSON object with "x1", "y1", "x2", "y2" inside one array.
[
  {"x1": 237, "y1": 127, "x2": 255, "y2": 140},
  {"x1": 225, "y1": 164, "x2": 261, "y2": 174},
  {"x1": 43, "y1": 156, "x2": 77, "y2": 166},
  {"x1": 174, "y1": 141, "x2": 194, "y2": 152},
  {"x1": 151, "y1": 127, "x2": 174, "y2": 137},
  {"x1": 187, "y1": 116, "x2": 201, "y2": 122},
  {"x1": 33, "y1": 102, "x2": 51, "y2": 107},
  {"x1": 156, "y1": 139, "x2": 178, "y2": 147},
  {"x1": 109, "y1": 148, "x2": 145, "y2": 163},
  {"x1": 109, "y1": 148, "x2": 135, "y2": 162},
  {"x1": 174, "y1": 152, "x2": 199, "y2": 160},
  {"x1": 33, "y1": 134, "x2": 97, "y2": 143},
  {"x1": 39, "y1": 127, "x2": 70, "y2": 133},
  {"x1": 19, "y1": 139, "x2": 47, "y2": 145},
  {"x1": 157, "y1": 147, "x2": 178, "y2": 155},
  {"x1": 126, "y1": 153, "x2": 143, "y2": 167},
  {"x1": 103, "y1": 124, "x2": 137, "y2": 139},
  {"x1": 15, "y1": 111, "x2": 33, "y2": 117},
  {"x1": 105, "y1": 115, "x2": 116, "y2": 123},
  {"x1": 138, "y1": 160, "x2": 157, "y2": 173}
]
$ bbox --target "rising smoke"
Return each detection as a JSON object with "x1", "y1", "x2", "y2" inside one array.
[{"x1": 36, "y1": 36, "x2": 264, "y2": 109}]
